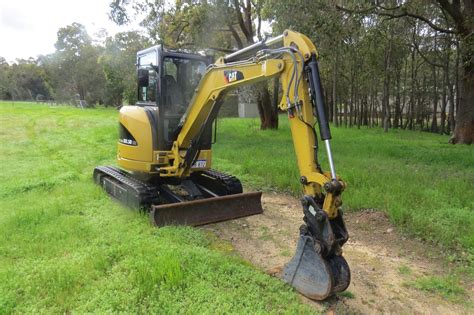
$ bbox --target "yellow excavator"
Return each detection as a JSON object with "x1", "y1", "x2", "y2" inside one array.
[{"x1": 94, "y1": 30, "x2": 350, "y2": 300}]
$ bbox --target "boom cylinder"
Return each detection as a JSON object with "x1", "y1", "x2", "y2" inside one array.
[{"x1": 223, "y1": 35, "x2": 284, "y2": 63}]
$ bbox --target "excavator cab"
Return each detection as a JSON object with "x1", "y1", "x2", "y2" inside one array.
[{"x1": 136, "y1": 46, "x2": 211, "y2": 150}]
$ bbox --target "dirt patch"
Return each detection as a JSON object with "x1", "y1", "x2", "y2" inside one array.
[{"x1": 203, "y1": 192, "x2": 472, "y2": 314}]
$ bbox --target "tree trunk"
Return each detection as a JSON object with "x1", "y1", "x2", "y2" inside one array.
[
  {"x1": 230, "y1": 1, "x2": 278, "y2": 130},
  {"x1": 401, "y1": 58, "x2": 408, "y2": 128},
  {"x1": 345, "y1": 67, "x2": 350, "y2": 127},
  {"x1": 332, "y1": 53, "x2": 338, "y2": 126},
  {"x1": 356, "y1": 92, "x2": 361, "y2": 129},
  {"x1": 344, "y1": 96, "x2": 348, "y2": 127},
  {"x1": 447, "y1": 49, "x2": 456, "y2": 134},
  {"x1": 394, "y1": 68, "x2": 401, "y2": 128},
  {"x1": 449, "y1": 33, "x2": 473, "y2": 143},
  {"x1": 407, "y1": 25, "x2": 417, "y2": 130},
  {"x1": 430, "y1": 65, "x2": 439, "y2": 133},
  {"x1": 450, "y1": 61, "x2": 473, "y2": 144},
  {"x1": 349, "y1": 81, "x2": 354, "y2": 127},
  {"x1": 440, "y1": 63, "x2": 448, "y2": 134},
  {"x1": 416, "y1": 75, "x2": 426, "y2": 130},
  {"x1": 363, "y1": 95, "x2": 369, "y2": 126},
  {"x1": 439, "y1": 0, "x2": 473, "y2": 144},
  {"x1": 382, "y1": 45, "x2": 391, "y2": 132},
  {"x1": 256, "y1": 85, "x2": 278, "y2": 129}
]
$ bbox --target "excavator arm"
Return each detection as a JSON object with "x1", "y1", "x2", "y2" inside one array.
[
  {"x1": 160, "y1": 30, "x2": 350, "y2": 299},
  {"x1": 161, "y1": 31, "x2": 343, "y2": 218}
]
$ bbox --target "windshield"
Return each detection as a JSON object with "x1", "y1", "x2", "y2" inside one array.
[
  {"x1": 162, "y1": 57, "x2": 207, "y2": 116},
  {"x1": 161, "y1": 56, "x2": 207, "y2": 146}
]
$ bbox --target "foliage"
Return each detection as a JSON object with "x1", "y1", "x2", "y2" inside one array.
[
  {"x1": 0, "y1": 102, "x2": 313, "y2": 313},
  {"x1": 100, "y1": 32, "x2": 150, "y2": 106},
  {"x1": 109, "y1": 0, "x2": 280, "y2": 129},
  {"x1": 264, "y1": 0, "x2": 471, "y2": 141},
  {"x1": 0, "y1": 58, "x2": 52, "y2": 101},
  {"x1": 0, "y1": 23, "x2": 148, "y2": 107},
  {"x1": 110, "y1": 0, "x2": 266, "y2": 50}
]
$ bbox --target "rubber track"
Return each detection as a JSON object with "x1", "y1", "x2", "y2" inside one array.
[
  {"x1": 93, "y1": 166, "x2": 159, "y2": 209},
  {"x1": 196, "y1": 169, "x2": 243, "y2": 195}
]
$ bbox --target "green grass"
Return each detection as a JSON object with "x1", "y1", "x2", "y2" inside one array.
[
  {"x1": 398, "y1": 265, "x2": 412, "y2": 275},
  {"x1": 0, "y1": 102, "x2": 312, "y2": 313},
  {"x1": 1, "y1": 102, "x2": 472, "y2": 311},
  {"x1": 407, "y1": 276, "x2": 466, "y2": 302},
  {"x1": 337, "y1": 290, "x2": 355, "y2": 299},
  {"x1": 212, "y1": 116, "x2": 474, "y2": 254}
]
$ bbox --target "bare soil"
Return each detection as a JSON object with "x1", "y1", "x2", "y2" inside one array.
[{"x1": 203, "y1": 192, "x2": 472, "y2": 314}]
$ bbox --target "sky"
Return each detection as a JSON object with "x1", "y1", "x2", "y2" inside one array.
[{"x1": 0, "y1": 0, "x2": 142, "y2": 63}]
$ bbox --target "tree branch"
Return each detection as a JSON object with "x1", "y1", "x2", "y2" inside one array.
[
  {"x1": 335, "y1": 4, "x2": 456, "y2": 34},
  {"x1": 411, "y1": 43, "x2": 444, "y2": 68},
  {"x1": 436, "y1": 0, "x2": 467, "y2": 35},
  {"x1": 227, "y1": 23, "x2": 244, "y2": 49},
  {"x1": 335, "y1": 4, "x2": 374, "y2": 15},
  {"x1": 174, "y1": 21, "x2": 190, "y2": 44},
  {"x1": 232, "y1": 0, "x2": 252, "y2": 43},
  {"x1": 251, "y1": 0, "x2": 262, "y2": 41},
  {"x1": 378, "y1": 11, "x2": 455, "y2": 34},
  {"x1": 244, "y1": 0, "x2": 254, "y2": 43}
]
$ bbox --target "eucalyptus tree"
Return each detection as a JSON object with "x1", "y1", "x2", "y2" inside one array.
[
  {"x1": 336, "y1": 1, "x2": 473, "y2": 144},
  {"x1": 51, "y1": 23, "x2": 106, "y2": 104},
  {"x1": 101, "y1": 31, "x2": 150, "y2": 106},
  {"x1": 109, "y1": 0, "x2": 279, "y2": 129},
  {"x1": 0, "y1": 58, "x2": 51, "y2": 101}
]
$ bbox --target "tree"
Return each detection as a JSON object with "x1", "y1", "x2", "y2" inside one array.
[
  {"x1": 0, "y1": 58, "x2": 51, "y2": 101},
  {"x1": 263, "y1": 0, "x2": 361, "y2": 126},
  {"x1": 50, "y1": 23, "x2": 105, "y2": 104},
  {"x1": 110, "y1": 0, "x2": 279, "y2": 129},
  {"x1": 336, "y1": 1, "x2": 473, "y2": 144},
  {"x1": 101, "y1": 31, "x2": 150, "y2": 106},
  {"x1": 0, "y1": 57, "x2": 11, "y2": 99}
]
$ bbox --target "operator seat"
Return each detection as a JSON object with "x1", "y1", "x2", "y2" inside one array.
[{"x1": 163, "y1": 75, "x2": 185, "y2": 114}]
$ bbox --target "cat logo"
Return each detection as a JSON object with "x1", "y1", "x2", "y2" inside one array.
[{"x1": 224, "y1": 70, "x2": 244, "y2": 83}]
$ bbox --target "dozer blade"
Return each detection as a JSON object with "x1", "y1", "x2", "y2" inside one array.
[
  {"x1": 282, "y1": 234, "x2": 350, "y2": 300},
  {"x1": 150, "y1": 192, "x2": 263, "y2": 227}
]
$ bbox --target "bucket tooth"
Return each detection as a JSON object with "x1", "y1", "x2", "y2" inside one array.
[
  {"x1": 282, "y1": 233, "x2": 350, "y2": 300},
  {"x1": 150, "y1": 192, "x2": 263, "y2": 227}
]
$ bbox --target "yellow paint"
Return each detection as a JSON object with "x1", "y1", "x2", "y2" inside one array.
[{"x1": 117, "y1": 106, "x2": 153, "y2": 165}]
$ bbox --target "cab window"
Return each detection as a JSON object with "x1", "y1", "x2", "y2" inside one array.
[{"x1": 138, "y1": 51, "x2": 158, "y2": 103}]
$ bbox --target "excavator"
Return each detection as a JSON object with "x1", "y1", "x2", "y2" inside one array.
[{"x1": 94, "y1": 30, "x2": 350, "y2": 300}]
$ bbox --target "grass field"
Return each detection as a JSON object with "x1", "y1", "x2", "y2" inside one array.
[
  {"x1": 0, "y1": 102, "x2": 472, "y2": 312},
  {"x1": 0, "y1": 102, "x2": 312, "y2": 313}
]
